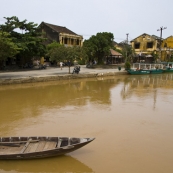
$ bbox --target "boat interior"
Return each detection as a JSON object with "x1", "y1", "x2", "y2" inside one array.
[{"x1": 0, "y1": 137, "x2": 86, "y2": 155}]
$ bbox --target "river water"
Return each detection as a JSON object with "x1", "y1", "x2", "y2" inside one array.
[{"x1": 0, "y1": 74, "x2": 173, "y2": 173}]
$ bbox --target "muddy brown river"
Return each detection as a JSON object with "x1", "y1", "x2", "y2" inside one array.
[{"x1": 0, "y1": 74, "x2": 173, "y2": 173}]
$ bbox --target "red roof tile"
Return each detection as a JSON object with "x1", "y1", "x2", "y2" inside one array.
[{"x1": 110, "y1": 49, "x2": 122, "y2": 56}]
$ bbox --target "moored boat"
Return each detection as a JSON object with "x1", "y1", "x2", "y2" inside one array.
[
  {"x1": 150, "y1": 69, "x2": 163, "y2": 74},
  {"x1": 127, "y1": 63, "x2": 164, "y2": 75},
  {"x1": 127, "y1": 69, "x2": 150, "y2": 75},
  {"x1": 163, "y1": 62, "x2": 173, "y2": 73},
  {"x1": 0, "y1": 136, "x2": 95, "y2": 159}
]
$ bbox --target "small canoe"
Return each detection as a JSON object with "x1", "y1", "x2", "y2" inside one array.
[{"x1": 0, "y1": 136, "x2": 95, "y2": 159}]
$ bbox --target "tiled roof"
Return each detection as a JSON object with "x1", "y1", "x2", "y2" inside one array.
[
  {"x1": 43, "y1": 22, "x2": 78, "y2": 35},
  {"x1": 130, "y1": 33, "x2": 150, "y2": 42},
  {"x1": 110, "y1": 49, "x2": 122, "y2": 56},
  {"x1": 113, "y1": 41, "x2": 118, "y2": 45},
  {"x1": 151, "y1": 35, "x2": 160, "y2": 40},
  {"x1": 130, "y1": 33, "x2": 161, "y2": 42}
]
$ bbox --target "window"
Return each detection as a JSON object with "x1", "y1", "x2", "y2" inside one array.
[
  {"x1": 64, "y1": 38, "x2": 68, "y2": 44},
  {"x1": 71, "y1": 39, "x2": 74, "y2": 45},
  {"x1": 147, "y1": 42, "x2": 153, "y2": 48},
  {"x1": 76, "y1": 39, "x2": 79, "y2": 45},
  {"x1": 134, "y1": 43, "x2": 140, "y2": 49}
]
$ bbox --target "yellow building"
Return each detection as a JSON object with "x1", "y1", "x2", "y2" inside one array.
[
  {"x1": 39, "y1": 22, "x2": 83, "y2": 47},
  {"x1": 113, "y1": 41, "x2": 123, "y2": 51},
  {"x1": 130, "y1": 33, "x2": 163, "y2": 62},
  {"x1": 161, "y1": 36, "x2": 173, "y2": 61},
  {"x1": 131, "y1": 33, "x2": 160, "y2": 55}
]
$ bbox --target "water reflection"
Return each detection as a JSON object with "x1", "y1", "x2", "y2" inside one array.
[
  {"x1": 0, "y1": 155, "x2": 93, "y2": 173},
  {"x1": 0, "y1": 74, "x2": 173, "y2": 173},
  {"x1": 0, "y1": 77, "x2": 122, "y2": 135},
  {"x1": 0, "y1": 78, "x2": 118, "y2": 116},
  {"x1": 121, "y1": 74, "x2": 173, "y2": 110},
  {"x1": 121, "y1": 74, "x2": 173, "y2": 99}
]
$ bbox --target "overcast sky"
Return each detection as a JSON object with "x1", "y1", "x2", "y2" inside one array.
[{"x1": 0, "y1": 0, "x2": 172, "y2": 43}]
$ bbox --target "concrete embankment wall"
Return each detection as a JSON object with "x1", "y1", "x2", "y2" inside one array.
[{"x1": 0, "y1": 71, "x2": 127, "y2": 85}]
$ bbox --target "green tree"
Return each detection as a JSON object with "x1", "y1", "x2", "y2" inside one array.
[
  {"x1": 118, "y1": 42, "x2": 134, "y2": 63},
  {"x1": 0, "y1": 16, "x2": 46, "y2": 66},
  {"x1": 83, "y1": 32, "x2": 114, "y2": 64},
  {"x1": 46, "y1": 42, "x2": 67, "y2": 63},
  {"x1": 47, "y1": 42, "x2": 82, "y2": 73},
  {"x1": 0, "y1": 32, "x2": 19, "y2": 61},
  {"x1": 151, "y1": 51, "x2": 159, "y2": 63},
  {"x1": 66, "y1": 46, "x2": 82, "y2": 73}
]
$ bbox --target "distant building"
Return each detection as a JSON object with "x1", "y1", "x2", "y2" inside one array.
[
  {"x1": 131, "y1": 33, "x2": 160, "y2": 55},
  {"x1": 130, "y1": 33, "x2": 160, "y2": 62},
  {"x1": 113, "y1": 41, "x2": 127, "y2": 51},
  {"x1": 39, "y1": 22, "x2": 83, "y2": 47},
  {"x1": 161, "y1": 36, "x2": 173, "y2": 61},
  {"x1": 105, "y1": 49, "x2": 123, "y2": 64}
]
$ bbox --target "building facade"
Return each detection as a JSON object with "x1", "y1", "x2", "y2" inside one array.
[
  {"x1": 161, "y1": 36, "x2": 173, "y2": 61},
  {"x1": 39, "y1": 22, "x2": 83, "y2": 47},
  {"x1": 131, "y1": 33, "x2": 160, "y2": 54}
]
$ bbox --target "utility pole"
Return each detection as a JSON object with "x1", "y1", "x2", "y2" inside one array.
[
  {"x1": 157, "y1": 26, "x2": 167, "y2": 61},
  {"x1": 125, "y1": 33, "x2": 129, "y2": 63},
  {"x1": 126, "y1": 33, "x2": 129, "y2": 44}
]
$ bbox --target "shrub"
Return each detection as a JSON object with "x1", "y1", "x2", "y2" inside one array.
[{"x1": 124, "y1": 61, "x2": 131, "y2": 70}]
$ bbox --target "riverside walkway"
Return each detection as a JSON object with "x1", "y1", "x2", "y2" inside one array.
[{"x1": 0, "y1": 65, "x2": 127, "y2": 84}]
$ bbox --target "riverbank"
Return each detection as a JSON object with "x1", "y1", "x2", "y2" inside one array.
[{"x1": 0, "y1": 65, "x2": 127, "y2": 85}]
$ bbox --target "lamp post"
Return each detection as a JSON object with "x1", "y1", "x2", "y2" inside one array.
[{"x1": 157, "y1": 26, "x2": 167, "y2": 62}]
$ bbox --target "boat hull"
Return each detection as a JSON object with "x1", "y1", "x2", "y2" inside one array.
[
  {"x1": 127, "y1": 69, "x2": 150, "y2": 75},
  {"x1": 163, "y1": 68, "x2": 173, "y2": 73},
  {"x1": 150, "y1": 69, "x2": 163, "y2": 74},
  {"x1": 127, "y1": 69, "x2": 163, "y2": 75},
  {"x1": 0, "y1": 137, "x2": 95, "y2": 160}
]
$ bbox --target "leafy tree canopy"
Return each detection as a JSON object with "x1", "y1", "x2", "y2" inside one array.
[
  {"x1": 83, "y1": 32, "x2": 114, "y2": 64},
  {"x1": 119, "y1": 42, "x2": 134, "y2": 62},
  {"x1": 46, "y1": 42, "x2": 67, "y2": 62},
  {"x1": 0, "y1": 32, "x2": 19, "y2": 61},
  {"x1": 0, "y1": 16, "x2": 46, "y2": 63},
  {"x1": 46, "y1": 42, "x2": 83, "y2": 73}
]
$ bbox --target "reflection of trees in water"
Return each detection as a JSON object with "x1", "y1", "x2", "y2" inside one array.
[
  {"x1": 0, "y1": 79, "x2": 113, "y2": 108},
  {"x1": 0, "y1": 155, "x2": 93, "y2": 173},
  {"x1": 0, "y1": 78, "x2": 122, "y2": 125}
]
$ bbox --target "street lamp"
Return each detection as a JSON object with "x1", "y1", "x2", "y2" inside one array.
[{"x1": 157, "y1": 26, "x2": 167, "y2": 61}]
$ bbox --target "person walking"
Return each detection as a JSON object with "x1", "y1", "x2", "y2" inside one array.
[{"x1": 60, "y1": 62, "x2": 63, "y2": 70}]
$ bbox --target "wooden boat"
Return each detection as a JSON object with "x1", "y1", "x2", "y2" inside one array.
[
  {"x1": 0, "y1": 136, "x2": 95, "y2": 159},
  {"x1": 127, "y1": 63, "x2": 164, "y2": 75}
]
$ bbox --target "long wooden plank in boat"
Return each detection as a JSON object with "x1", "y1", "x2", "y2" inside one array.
[
  {"x1": 23, "y1": 143, "x2": 32, "y2": 153},
  {"x1": 0, "y1": 146, "x2": 9, "y2": 154},
  {"x1": 47, "y1": 142, "x2": 56, "y2": 150},
  {"x1": 0, "y1": 140, "x2": 39, "y2": 144},
  {"x1": 20, "y1": 139, "x2": 33, "y2": 153},
  {"x1": 57, "y1": 140, "x2": 62, "y2": 148},
  {"x1": 0, "y1": 144, "x2": 24, "y2": 155},
  {"x1": 0, "y1": 143, "x2": 20, "y2": 147},
  {"x1": 43, "y1": 141, "x2": 57, "y2": 151},
  {"x1": 35, "y1": 141, "x2": 46, "y2": 152},
  {"x1": 5, "y1": 145, "x2": 24, "y2": 154},
  {"x1": 27, "y1": 142, "x2": 39, "y2": 153}
]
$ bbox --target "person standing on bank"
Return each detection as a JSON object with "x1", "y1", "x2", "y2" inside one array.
[{"x1": 60, "y1": 62, "x2": 63, "y2": 70}]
